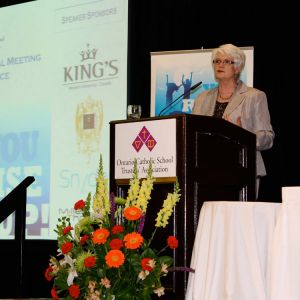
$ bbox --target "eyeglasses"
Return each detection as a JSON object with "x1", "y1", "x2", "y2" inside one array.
[{"x1": 213, "y1": 59, "x2": 235, "y2": 66}]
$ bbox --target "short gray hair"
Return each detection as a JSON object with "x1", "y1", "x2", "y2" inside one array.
[{"x1": 212, "y1": 44, "x2": 246, "y2": 79}]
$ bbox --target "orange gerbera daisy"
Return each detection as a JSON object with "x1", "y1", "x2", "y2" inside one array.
[
  {"x1": 124, "y1": 232, "x2": 144, "y2": 249},
  {"x1": 124, "y1": 206, "x2": 142, "y2": 221},
  {"x1": 92, "y1": 228, "x2": 110, "y2": 244},
  {"x1": 105, "y1": 249, "x2": 125, "y2": 268}
]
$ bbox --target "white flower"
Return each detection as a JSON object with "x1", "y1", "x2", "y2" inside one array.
[
  {"x1": 88, "y1": 280, "x2": 96, "y2": 292},
  {"x1": 100, "y1": 277, "x2": 111, "y2": 288},
  {"x1": 67, "y1": 269, "x2": 78, "y2": 286},
  {"x1": 59, "y1": 254, "x2": 78, "y2": 286},
  {"x1": 49, "y1": 256, "x2": 60, "y2": 274},
  {"x1": 60, "y1": 254, "x2": 75, "y2": 267},
  {"x1": 148, "y1": 259, "x2": 156, "y2": 269},
  {"x1": 154, "y1": 286, "x2": 165, "y2": 297},
  {"x1": 86, "y1": 290, "x2": 100, "y2": 300},
  {"x1": 161, "y1": 263, "x2": 168, "y2": 274},
  {"x1": 138, "y1": 270, "x2": 149, "y2": 280}
]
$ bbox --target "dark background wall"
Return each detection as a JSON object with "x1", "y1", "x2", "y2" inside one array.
[{"x1": 126, "y1": 0, "x2": 298, "y2": 202}]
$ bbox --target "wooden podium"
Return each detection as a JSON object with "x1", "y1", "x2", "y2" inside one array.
[{"x1": 109, "y1": 114, "x2": 256, "y2": 299}]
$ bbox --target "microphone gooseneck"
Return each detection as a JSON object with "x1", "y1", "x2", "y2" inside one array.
[{"x1": 158, "y1": 81, "x2": 202, "y2": 116}]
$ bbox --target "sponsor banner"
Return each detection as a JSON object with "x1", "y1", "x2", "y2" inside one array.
[
  {"x1": 115, "y1": 119, "x2": 176, "y2": 179},
  {"x1": 0, "y1": 0, "x2": 128, "y2": 239},
  {"x1": 150, "y1": 47, "x2": 254, "y2": 116}
]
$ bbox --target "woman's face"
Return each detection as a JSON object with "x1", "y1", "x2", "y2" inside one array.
[{"x1": 213, "y1": 54, "x2": 238, "y2": 81}]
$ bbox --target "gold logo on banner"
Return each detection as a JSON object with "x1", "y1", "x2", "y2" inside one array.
[{"x1": 75, "y1": 96, "x2": 103, "y2": 162}]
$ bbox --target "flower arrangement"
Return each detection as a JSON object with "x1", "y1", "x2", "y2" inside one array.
[{"x1": 45, "y1": 156, "x2": 181, "y2": 299}]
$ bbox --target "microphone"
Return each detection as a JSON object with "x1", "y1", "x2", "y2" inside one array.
[{"x1": 158, "y1": 81, "x2": 202, "y2": 116}]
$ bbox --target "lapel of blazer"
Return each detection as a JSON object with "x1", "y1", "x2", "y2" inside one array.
[
  {"x1": 202, "y1": 88, "x2": 218, "y2": 116},
  {"x1": 224, "y1": 81, "x2": 248, "y2": 115}
]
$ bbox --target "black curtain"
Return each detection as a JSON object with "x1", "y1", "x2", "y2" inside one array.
[{"x1": 127, "y1": 0, "x2": 298, "y2": 202}]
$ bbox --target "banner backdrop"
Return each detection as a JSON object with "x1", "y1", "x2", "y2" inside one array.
[
  {"x1": 150, "y1": 47, "x2": 254, "y2": 117},
  {"x1": 0, "y1": 0, "x2": 128, "y2": 239}
]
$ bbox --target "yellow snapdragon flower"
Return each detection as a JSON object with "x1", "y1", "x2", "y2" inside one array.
[{"x1": 155, "y1": 181, "x2": 180, "y2": 228}]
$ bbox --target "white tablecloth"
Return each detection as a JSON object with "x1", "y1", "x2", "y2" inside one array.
[
  {"x1": 185, "y1": 197, "x2": 300, "y2": 300},
  {"x1": 269, "y1": 187, "x2": 300, "y2": 300}
]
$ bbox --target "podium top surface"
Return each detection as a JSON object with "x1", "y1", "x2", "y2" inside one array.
[{"x1": 109, "y1": 114, "x2": 255, "y2": 139}]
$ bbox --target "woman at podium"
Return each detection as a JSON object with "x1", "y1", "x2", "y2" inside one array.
[{"x1": 192, "y1": 43, "x2": 274, "y2": 198}]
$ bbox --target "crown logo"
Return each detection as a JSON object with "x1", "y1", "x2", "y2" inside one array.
[{"x1": 80, "y1": 43, "x2": 98, "y2": 62}]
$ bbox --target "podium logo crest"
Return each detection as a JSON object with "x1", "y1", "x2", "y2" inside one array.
[
  {"x1": 132, "y1": 126, "x2": 157, "y2": 152},
  {"x1": 75, "y1": 96, "x2": 103, "y2": 161}
]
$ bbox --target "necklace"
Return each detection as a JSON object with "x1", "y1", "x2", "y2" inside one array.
[{"x1": 218, "y1": 89, "x2": 234, "y2": 101}]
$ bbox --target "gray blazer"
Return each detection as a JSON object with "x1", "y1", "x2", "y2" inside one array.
[{"x1": 192, "y1": 81, "x2": 274, "y2": 177}]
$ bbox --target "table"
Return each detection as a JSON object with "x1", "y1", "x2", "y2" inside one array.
[
  {"x1": 268, "y1": 187, "x2": 300, "y2": 300},
  {"x1": 186, "y1": 187, "x2": 300, "y2": 300}
]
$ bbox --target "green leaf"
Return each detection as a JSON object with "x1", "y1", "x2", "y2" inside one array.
[
  {"x1": 141, "y1": 248, "x2": 156, "y2": 258},
  {"x1": 135, "y1": 285, "x2": 154, "y2": 300},
  {"x1": 158, "y1": 255, "x2": 173, "y2": 266},
  {"x1": 115, "y1": 286, "x2": 136, "y2": 300}
]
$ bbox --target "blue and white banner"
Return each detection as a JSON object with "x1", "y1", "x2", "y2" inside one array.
[{"x1": 150, "y1": 47, "x2": 254, "y2": 116}]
